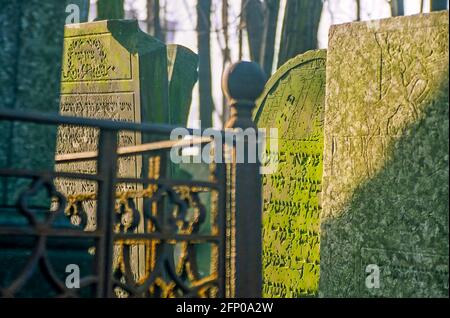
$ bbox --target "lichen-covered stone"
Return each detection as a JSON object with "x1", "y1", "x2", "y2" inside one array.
[
  {"x1": 254, "y1": 50, "x2": 326, "y2": 297},
  {"x1": 320, "y1": 12, "x2": 449, "y2": 297},
  {"x1": 0, "y1": 0, "x2": 66, "y2": 205}
]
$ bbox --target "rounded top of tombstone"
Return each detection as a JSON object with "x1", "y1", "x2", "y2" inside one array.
[{"x1": 222, "y1": 61, "x2": 267, "y2": 104}]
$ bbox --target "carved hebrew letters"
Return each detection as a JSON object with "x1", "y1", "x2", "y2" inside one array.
[{"x1": 255, "y1": 50, "x2": 326, "y2": 297}]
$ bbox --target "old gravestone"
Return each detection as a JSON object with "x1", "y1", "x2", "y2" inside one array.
[
  {"x1": 55, "y1": 19, "x2": 169, "y2": 222},
  {"x1": 55, "y1": 20, "x2": 170, "y2": 284},
  {"x1": 320, "y1": 12, "x2": 449, "y2": 297},
  {"x1": 0, "y1": 0, "x2": 66, "y2": 205},
  {"x1": 254, "y1": 50, "x2": 326, "y2": 297}
]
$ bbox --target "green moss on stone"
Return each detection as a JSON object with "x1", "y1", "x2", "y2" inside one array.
[
  {"x1": 254, "y1": 50, "x2": 326, "y2": 298},
  {"x1": 320, "y1": 12, "x2": 449, "y2": 298}
]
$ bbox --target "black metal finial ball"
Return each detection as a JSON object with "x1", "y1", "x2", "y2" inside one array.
[{"x1": 222, "y1": 61, "x2": 267, "y2": 104}]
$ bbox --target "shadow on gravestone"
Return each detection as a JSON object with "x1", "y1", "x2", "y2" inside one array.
[
  {"x1": 166, "y1": 44, "x2": 199, "y2": 183},
  {"x1": 254, "y1": 50, "x2": 326, "y2": 298},
  {"x1": 167, "y1": 44, "x2": 199, "y2": 127},
  {"x1": 320, "y1": 12, "x2": 449, "y2": 298}
]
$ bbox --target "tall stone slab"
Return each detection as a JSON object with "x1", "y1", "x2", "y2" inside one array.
[
  {"x1": 320, "y1": 12, "x2": 449, "y2": 297},
  {"x1": 55, "y1": 20, "x2": 169, "y2": 228},
  {"x1": 167, "y1": 44, "x2": 198, "y2": 126},
  {"x1": 254, "y1": 50, "x2": 326, "y2": 297},
  {"x1": 0, "y1": 0, "x2": 66, "y2": 205}
]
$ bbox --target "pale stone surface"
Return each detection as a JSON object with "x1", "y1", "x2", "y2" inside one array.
[
  {"x1": 320, "y1": 12, "x2": 449, "y2": 297},
  {"x1": 254, "y1": 50, "x2": 326, "y2": 297}
]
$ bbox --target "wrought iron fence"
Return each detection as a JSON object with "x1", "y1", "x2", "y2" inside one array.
[{"x1": 0, "y1": 61, "x2": 266, "y2": 298}]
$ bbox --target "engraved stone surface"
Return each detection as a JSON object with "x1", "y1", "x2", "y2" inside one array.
[
  {"x1": 55, "y1": 20, "x2": 169, "y2": 229},
  {"x1": 320, "y1": 12, "x2": 449, "y2": 297},
  {"x1": 254, "y1": 50, "x2": 326, "y2": 297},
  {"x1": 0, "y1": 0, "x2": 66, "y2": 205}
]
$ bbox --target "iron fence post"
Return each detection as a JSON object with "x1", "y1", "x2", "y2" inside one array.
[
  {"x1": 222, "y1": 61, "x2": 267, "y2": 298},
  {"x1": 95, "y1": 129, "x2": 118, "y2": 298}
]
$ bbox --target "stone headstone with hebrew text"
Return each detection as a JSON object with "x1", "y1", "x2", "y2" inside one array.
[
  {"x1": 55, "y1": 20, "x2": 169, "y2": 225},
  {"x1": 254, "y1": 50, "x2": 326, "y2": 298},
  {"x1": 320, "y1": 12, "x2": 449, "y2": 297}
]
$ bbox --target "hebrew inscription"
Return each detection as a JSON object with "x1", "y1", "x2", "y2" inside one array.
[
  {"x1": 55, "y1": 22, "x2": 144, "y2": 232},
  {"x1": 255, "y1": 50, "x2": 326, "y2": 297},
  {"x1": 55, "y1": 20, "x2": 170, "y2": 284}
]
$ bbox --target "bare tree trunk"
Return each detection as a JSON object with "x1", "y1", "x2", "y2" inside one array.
[
  {"x1": 148, "y1": 0, "x2": 167, "y2": 43},
  {"x1": 420, "y1": 0, "x2": 425, "y2": 13},
  {"x1": 260, "y1": 0, "x2": 280, "y2": 76},
  {"x1": 222, "y1": 0, "x2": 231, "y2": 128},
  {"x1": 238, "y1": 5, "x2": 243, "y2": 61},
  {"x1": 356, "y1": 0, "x2": 361, "y2": 21},
  {"x1": 222, "y1": 0, "x2": 230, "y2": 64},
  {"x1": 147, "y1": 0, "x2": 163, "y2": 40},
  {"x1": 97, "y1": 0, "x2": 124, "y2": 20},
  {"x1": 277, "y1": 0, "x2": 323, "y2": 68},
  {"x1": 147, "y1": 0, "x2": 154, "y2": 34},
  {"x1": 154, "y1": 0, "x2": 163, "y2": 40},
  {"x1": 242, "y1": 0, "x2": 264, "y2": 63},
  {"x1": 431, "y1": 0, "x2": 448, "y2": 10},
  {"x1": 389, "y1": 0, "x2": 404, "y2": 16},
  {"x1": 197, "y1": 0, "x2": 214, "y2": 128}
]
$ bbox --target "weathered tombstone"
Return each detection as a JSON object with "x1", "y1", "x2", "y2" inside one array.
[
  {"x1": 167, "y1": 44, "x2": 198, "y2": 126},
  {"x1": 56, "y1": 19, "x2": 169, "y2": 218},
  {"x1": 54, "y1": 20, "x2": 169, "y2": 282},
  {"x1": 320, "y1": 12, "x2": 449, "y2": 297},
  {"x1": 0, "y1": 0, "x2": 66, "y2": 205},
  {"x1": 254, "y1": 50, "x2": 326, "y2": 297}
]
